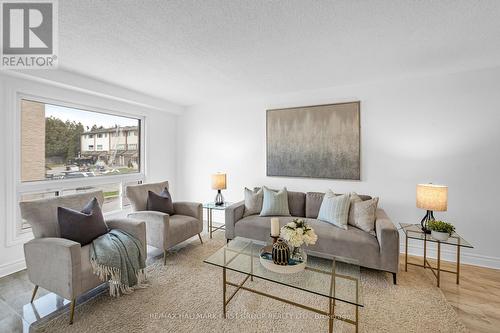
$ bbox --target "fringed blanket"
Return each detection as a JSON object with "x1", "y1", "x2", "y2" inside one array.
[{"x1": 90, "y1": 229, "x2": 148, "y2": 297}]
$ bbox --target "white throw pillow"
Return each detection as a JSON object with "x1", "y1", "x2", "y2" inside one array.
[
  {"x1": 317, "y1": 190, "x2": 350, "y2": 230},
  {"x1": 348, "y1": 193, "x2": 379, "y2": 235}
]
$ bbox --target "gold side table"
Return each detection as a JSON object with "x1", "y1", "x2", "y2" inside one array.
[
  {"x1": 400, "y1": 223, "x2": 473, "y2": 287},
  {"x1": 203, "y1": 202, "x2": 232, "y2": 239}
]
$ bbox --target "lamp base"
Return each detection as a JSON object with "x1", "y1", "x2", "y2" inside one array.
[
  {"x1": 215, "y1": 190, "x2": 224, "y2": 206},
  {"x1": 420, "y1": 210, "x2": 434, "y2": 234}
]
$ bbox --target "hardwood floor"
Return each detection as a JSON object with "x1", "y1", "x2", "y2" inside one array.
[{"x1": 402, "y1": 254, "x2": 500, "y2": 333}]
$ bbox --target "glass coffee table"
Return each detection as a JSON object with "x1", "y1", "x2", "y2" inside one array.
[
  {"x1": 400, "y1": 223, "x2": 473, "y2": 287},
  {"x1": 204, "y1": 237, "x2": 363, "y2": 333}
]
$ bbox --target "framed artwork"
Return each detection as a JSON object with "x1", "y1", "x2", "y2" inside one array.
[{"x1": 266, "y1": 101, "x2": 360, "y2": 180}]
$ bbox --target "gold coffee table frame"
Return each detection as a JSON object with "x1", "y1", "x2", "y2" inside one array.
[{"x1": 205, "y1": 239, "x2": 362, "y2": 333}]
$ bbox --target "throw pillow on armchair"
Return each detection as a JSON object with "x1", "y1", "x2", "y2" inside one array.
[{"x1": 57, "y1": 197, "x2": 109, "y2": 245}]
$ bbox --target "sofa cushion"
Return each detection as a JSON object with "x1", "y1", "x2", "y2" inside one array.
[
  {"x1": 306, "y1": 219, "x2": 380, "y2": 268},
  {"x1": 260, "y1": 187, "x2": 291, "y2": 216},
  {"x1": 243, "y1": 187, "x2": 263, "y2": 217},
  {"x1": 254, "y1": 187, "x2": 305, "y2": 217},
  {"x1": 306, "y1": 192, "x2": 372, "y2": 219},
  {"x1": 317, "y1": 191, "x2": 350, "y2": 230},
  {"x1": 235, "y1": 215, "x2": 296, "y2": 241},
  {"x1": 234, "y1": 215, "x2": 381, "y2": 269},
  {"x1": 287, "y1": 191, "x2": 306, "y2": 217},
  {"x1": 305, "y1": 192, "x2": 326, "y2": 218},
  {"x1": 166, "y1": 214, "x2": 202, "y2": 248}
]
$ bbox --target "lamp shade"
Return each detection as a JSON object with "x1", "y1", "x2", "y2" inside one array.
[
  {"x1": 211, "y1": 173, "x2": 227, "y2": 190},
  {"x1": 416, "y1": 184, "x2": 448, "y2": 211}
]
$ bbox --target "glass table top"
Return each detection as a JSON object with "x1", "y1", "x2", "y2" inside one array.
[
  {"x1": 400, "y1": 223, "x2": 473, "y2": 248},
  {"x1": 203, "y1": 237, "x2": 363, "y2": 307},
  {"x1": 203, "y1": 202, "x2": 232, "y2": 209}
]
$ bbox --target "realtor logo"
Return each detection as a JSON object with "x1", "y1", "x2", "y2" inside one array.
[{"x1": 1, "y1": 0, "x2": 58, "y2": 68}]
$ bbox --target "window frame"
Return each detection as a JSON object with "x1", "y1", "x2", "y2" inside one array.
[{"x1": 13, "y1": 92, "x2": 147, "y2": 241}]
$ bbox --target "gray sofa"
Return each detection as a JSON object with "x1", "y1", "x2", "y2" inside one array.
[{"x1": 225, "y1": 191, "x2": 400, "y2": 283}]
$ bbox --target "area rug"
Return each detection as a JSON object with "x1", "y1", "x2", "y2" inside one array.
[{"x1": 34, "y1": 234, "x2": 467, "y2": 333}]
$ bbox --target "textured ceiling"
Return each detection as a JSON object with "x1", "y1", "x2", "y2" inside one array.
[{"x1": 56, "y1": 0, "x2": 500, "y2": 106}]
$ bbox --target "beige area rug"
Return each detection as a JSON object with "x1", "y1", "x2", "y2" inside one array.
[{"x1": 35, "y1": 234, "x2": 466, "y2": 333}]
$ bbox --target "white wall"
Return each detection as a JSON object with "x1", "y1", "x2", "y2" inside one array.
[
  {"x1": 177, "y1": 66, "x2": 500, "y2": 269},
  {"x1": 0, "y1": 72, "x2": 181, "y2": 277}
]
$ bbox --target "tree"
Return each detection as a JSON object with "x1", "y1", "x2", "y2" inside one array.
[{"x1": 45, "y1": 117, "x2": 85, "y2": 163}]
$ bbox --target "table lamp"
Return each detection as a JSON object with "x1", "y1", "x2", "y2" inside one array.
[
  {"x1": 416, "y1": 183, "x2": 448, "y2": 233},
  {"x1": 211, "y1": 173, "x2": 227, "y2": 206}
]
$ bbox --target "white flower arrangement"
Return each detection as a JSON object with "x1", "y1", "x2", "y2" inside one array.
[{"x1": 280, "y1": 219, "x2": 318, "y2": 248}]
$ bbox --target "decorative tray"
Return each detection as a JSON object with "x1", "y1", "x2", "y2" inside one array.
[{"x1": 259, "y1": 246, "x2": 307, "y2": 274}]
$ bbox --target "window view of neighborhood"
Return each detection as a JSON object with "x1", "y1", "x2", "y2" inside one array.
[{"x1": 21, "y1": 99, "x2": 141, "y2": 183}]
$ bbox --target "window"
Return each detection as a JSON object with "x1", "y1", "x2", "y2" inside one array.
[
  {"x1": 128, "y1": 144, "x2": 137, "y2": 150},
  {"x1": 20, "y1": 99, "x2": 142, "y2": 182},
  {"x1": 17, "y1": 97, "x2": 145, "y2": 233}
]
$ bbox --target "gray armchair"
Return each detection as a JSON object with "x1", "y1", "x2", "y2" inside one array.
[
  {"x1": 125, "y1": 181, "x2": 203, "y2": 265},
  {"x1": 20, "y1": 191, "x2": 146, "y2": 324}
]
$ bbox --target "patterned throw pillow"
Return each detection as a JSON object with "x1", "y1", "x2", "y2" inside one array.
[
  {"x1": 58, "y1": 197, "x2": 109, "y2": 245},
  {"x1": 348, "y1": 193, "x2": 379, "y2": 235},
  {"x1": 147, "y1": 187, "x2": 175, "y2": 215},
  {"x1": 243, "y1": 187, "x2": 263, "y2": 217},
  {"x1": 317, "y1": 190, "x2": 350, "y2": 230},
  {"x1": 259, "y1": 186, "x2": 291, "y2": 216}
]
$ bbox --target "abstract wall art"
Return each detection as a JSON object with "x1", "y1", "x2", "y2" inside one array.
[{"x1": 266, "y1": 101, "x2": 360, "y2": 180}]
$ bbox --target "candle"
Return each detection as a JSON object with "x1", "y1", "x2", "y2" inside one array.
[{"x1": 271, "y1": 217, "x2": 280, "y2": 237}]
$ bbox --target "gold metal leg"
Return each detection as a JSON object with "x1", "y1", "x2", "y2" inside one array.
[
  {"x1": 163, "y1": 249, "x2": 167, "y2": 266},
  {"x1": 405, "y1": 234, "x2": 408, "y2": 272},
  {"x1": 198, "y1": 233, "x2": 203, "y2": 244},
  {"x1": 209, "y1": 209, "x2": 213, "y2": 239},
  {"x1": 456, "y1": 243, "x2": 461, "y2": 284},
  {"x1": 437, "y1": 241, "x2": 441, "y2": 287},
  {"x1": 423, "y1": 234, "x2": 427, "y2": 269},
  {"x1": 328, "y1": 259, "x2": 336, "y2": 333},
  {"x1": 69, "y1": 298, "x2": 76, "y2": 325},
  {"x1": 355, "y1": 278, "x2": 359, "y2": 333},
  {"x1": 30, "y1": 285, "x2": 39, "y2": 303},
  {"x1": 328, "y1": 298, "x2": 333, "y2": 333},
  {"x1": 205, "y1": 208, "x2": 209, "y2": 236},
  {"x1": 222, "y1": 267, "x2": 227, "y2": 318}
]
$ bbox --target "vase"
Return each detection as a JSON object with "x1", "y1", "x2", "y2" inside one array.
[
  {"x1": 291, "y1": 246, "x2": 304, "y2": 262},
  {"x1": 272, "y1": 239, "x2": 290, "y2": 266}
]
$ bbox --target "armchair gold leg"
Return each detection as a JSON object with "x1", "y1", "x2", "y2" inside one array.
[
  {"x1": 163, "y1": 250, "x2": 167, "y2": 265},
  {"x1": 69, "y1": 298, "x2": 76, "y2": 325},
  {"x1": 198, "y1": 233, "x2": 203, "y2": 244},
  {"x1": 30, "y1": 285, "x2": 39, "y2": 303}
]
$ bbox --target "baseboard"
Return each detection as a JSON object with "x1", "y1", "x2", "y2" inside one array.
[
  {"x1": 0, "y1": 258, "x2": 26, "y2": 278},
  {"x1": 401, "y1": 242, "x2": 500, "y2": 270}
]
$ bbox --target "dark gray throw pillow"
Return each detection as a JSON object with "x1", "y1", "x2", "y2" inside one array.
[
  {"x1": 147, "y1": 188, "x2": 175, "y2": 215},
  {"x1": 57, "y1": 197, "x2": 109, "y2": 245}
]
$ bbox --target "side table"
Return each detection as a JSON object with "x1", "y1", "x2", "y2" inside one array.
[
  {"x1": 400, "y1": 223, "x2": 473, "y2": 287},
  {"x1": 203, "y1": 202, "x2": 232, "y2": 239}
]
